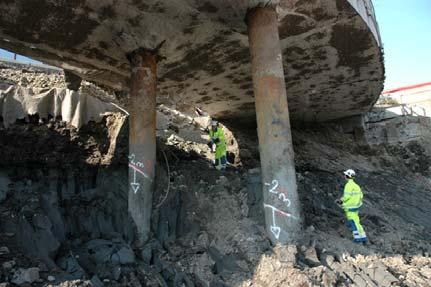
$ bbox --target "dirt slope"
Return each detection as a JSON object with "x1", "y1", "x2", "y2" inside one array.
[{"x1": 0, "y1": 68, "x2": 431, "y2": 286}]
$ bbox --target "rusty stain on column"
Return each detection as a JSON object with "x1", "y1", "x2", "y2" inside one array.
[
  {"x1": 247, "y1": 7, "x2": 302, "y2": 244},
  {"x1": 127, "y1": 48, "x2": 157, "y2": 245}
]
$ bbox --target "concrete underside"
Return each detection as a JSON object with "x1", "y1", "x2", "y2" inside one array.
[{"x1": 0, "y1": 0, "x2": 384, "y2": 122}]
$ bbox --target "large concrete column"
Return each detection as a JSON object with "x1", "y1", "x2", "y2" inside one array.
[
  {"x1": 247, "y1": 7, "x2": 302, "y2": 244},
  {"x1": 64, "y1": 70, "x2": 82, "y2": 91},
  {"x1": 127, "y1": 48, "x2": 157, "y2": 245}
]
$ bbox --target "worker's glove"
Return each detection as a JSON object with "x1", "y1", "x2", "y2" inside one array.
[{"x1": 335, "y1": 198, "x2": 343, "y2": 205}]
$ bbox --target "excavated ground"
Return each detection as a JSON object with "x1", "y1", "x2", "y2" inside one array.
[
  {"x1": 0, "y1": 69, "x2": 431, "y2": 287},
  {"x1": 0, "y1": 62, "x2": 119, "y2": 104}
]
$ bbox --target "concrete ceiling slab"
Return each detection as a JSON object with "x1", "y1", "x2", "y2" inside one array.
[{"x1": 0, "y1": 0, "x2": 384, "y2": 122}]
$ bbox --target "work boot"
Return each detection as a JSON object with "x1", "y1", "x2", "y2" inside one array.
[{"x1": 353, "y1": 236, "x2": 368, "y2": 244}]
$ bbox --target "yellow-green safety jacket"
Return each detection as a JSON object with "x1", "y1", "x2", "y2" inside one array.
[
  {"x1": 208, "y1": 127, "x2": 226, "y2": 159},
  {"x1": 342, "y1": 179, "x2": 363, "y2": 212}
]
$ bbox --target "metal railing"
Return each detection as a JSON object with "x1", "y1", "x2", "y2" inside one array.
[
  {"x1": 367, "y1": 103, "x2": 428, "y2": 124},
  {"x1": 399, "y1": 104, "x2": 426, "y2": 117},
  {"x1": 347, "y1": 0, "x2": 382, "y2": 47}
]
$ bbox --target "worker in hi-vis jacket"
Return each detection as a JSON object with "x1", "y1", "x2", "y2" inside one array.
[
  {"x1": 207, "y1": 120, "x2": 227, "y2": 171},
  {"x1": 337, "y1": 169, "x2": 367, "y2": 243}
]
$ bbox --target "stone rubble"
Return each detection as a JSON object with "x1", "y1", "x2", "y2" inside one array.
[
  {"x1": 11, "y1": 268, "x2": 40, "y2": 285},
  {"x1": 0, "y1": 66, "x2": 430, "y2": 286}
]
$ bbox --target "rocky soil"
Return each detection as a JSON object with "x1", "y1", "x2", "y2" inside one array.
[
  {"x1": 0, "y1": 67, "x2": 431, "y2": 287},
  {"x1": 0, "y1": 61, "x2": 118, "y2": 104},
  {"x1": 0, "y1": 62, "x2": 64, "y2": 89}
]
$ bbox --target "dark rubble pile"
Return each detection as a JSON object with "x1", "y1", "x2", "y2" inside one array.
[
  {"x1": 0, "y1": 110, "x2": 430, "y2": 286},
  {"x1": 0, "y1": 72, "x2": 431, "y2": 286}
]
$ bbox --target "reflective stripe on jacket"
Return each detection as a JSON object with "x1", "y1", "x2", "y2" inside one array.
[{"x1": 342, "y1": 179, "x2": 363, "y2": 211}]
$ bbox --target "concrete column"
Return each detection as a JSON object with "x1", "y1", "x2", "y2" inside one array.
[
  {"x1": 127, "y1": 48, "x2": 157, "y2": 245},
  {"x1": 247, "y1": 7, "x2": 302, "y2": 244},
  {"x1": 64, "y1": 70, "x2": 82, "y2": 91}
]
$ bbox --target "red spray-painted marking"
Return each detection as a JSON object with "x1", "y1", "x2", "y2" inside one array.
[{"x1": 128, "y1": 163, "x2": 149, "y2": 179}]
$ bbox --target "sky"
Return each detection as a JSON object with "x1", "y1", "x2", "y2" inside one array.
[
  {"x1": 0, "y1": 48, "x2": 40, "y2": 64},
  {"x1": 0, "y1": 0, "x2": 430, "y2": 91},
  {"x1": 373, "y1": 0, "x2": 431, "y2": 90}
]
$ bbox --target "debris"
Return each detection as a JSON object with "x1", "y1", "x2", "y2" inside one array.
[
  {"x1": 301, "y1": 246, "x2": 321, "y2": 267},
  {"x1": 90, "y1": 275, "x2": 104, "y2": 287},
  {"x1": 2, "y1": 260, "x2": 15, "y2": 270},
  {"x1": 0, "y1": 64, "x2": 430, "y2": 286},
  {"x1": 11, "y1": 268, "x2": 40, "y2": 285},
  {"x1": 0, "y1": 246, "x2": 9, "y2": 255}
]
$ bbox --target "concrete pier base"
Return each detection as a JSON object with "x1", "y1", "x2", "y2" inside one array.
[
  {"x1": 247, "y1": 7, "x2": 302, "y2": 244},
  {"x1": 127, "y1": 49, "x2": 157, "y2": 245}
]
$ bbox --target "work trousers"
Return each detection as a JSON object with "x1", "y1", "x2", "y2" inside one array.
[
  {"x1": 215, "y1": 155, "x2": 227, "y2": 170},
  {"x1": 345, "y1": 210, "x2": 367, "y2": 242}
]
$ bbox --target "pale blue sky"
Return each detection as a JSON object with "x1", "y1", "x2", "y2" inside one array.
[
  {"x1": 373, "y1": 0, "x2": 431, "y2": 90},
  {"x1": 0, "y1": 1, "x2": 429, "y2": 90},
  {"x1": 0, "y1": 49, "x2": 40, "y2": 64}
]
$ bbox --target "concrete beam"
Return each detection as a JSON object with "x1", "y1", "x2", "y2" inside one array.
[
  {"x1": 127, "y1": 48, "x2": 157, "y2": 246},
  {"x1": 247, "y1": 7, "x2": 302, "y2": 244}
]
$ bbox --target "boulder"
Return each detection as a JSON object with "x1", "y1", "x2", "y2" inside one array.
[
  {"x1": 139, "y1": 246, "x2": 153, "y2": 265},
  {"x1": 90, "y1": 275, "x2": 104, "y2": 287},
  {"x1": 2, "y1": 260, "x2": 15, "y2": 270},
  {"x1": 275, "y1": 245, "x2": 297, "y2": 265},
  {"x1": 58, "y1": 255, "x2": 86, "y2": 279},
  {"x1": 117, "y1": 246, "x2": 135, "y2": 264},
  {"x1": 302, "y1": 246, "x2": 321, "y2": 267},
  {"x1": 11, "y1": 268, "x2": 40, "y2": 285},
  {"x1": 321, "y1": 253, "x2": 336, "y2": 268}
]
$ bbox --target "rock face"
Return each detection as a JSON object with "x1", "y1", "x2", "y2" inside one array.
[{"x1": 0, "y1": 0, "x2": 383, "y2": 122}]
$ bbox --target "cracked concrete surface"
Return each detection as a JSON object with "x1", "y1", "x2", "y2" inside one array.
[{"x1": 0, "y1": 0, "x2": 384, "y2": 122}]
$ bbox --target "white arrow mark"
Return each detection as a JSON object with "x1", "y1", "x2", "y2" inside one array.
[
  {"x1": 270, "y1": 207, "x2": 280, "y2": 239},
  {"x1": 263, "y1": 204, "x2": 298, "y2": 240},
  {"x1": 131, "y1": 169, "x2": 140, "y2": 193},
  {"x1": 270, "y1": 226, "x2": 281, "y2": 239},
  {"x1": 265, "y1": 203, "x2": 281, "y2": 239}
]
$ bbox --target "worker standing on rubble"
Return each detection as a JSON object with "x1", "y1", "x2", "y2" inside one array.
[
  {"x1": 207, "y1": 120, "x2": 227, "y2": 170},
  {"x1": 337, "y1": 169, "x2": 367, "y2": 243}
]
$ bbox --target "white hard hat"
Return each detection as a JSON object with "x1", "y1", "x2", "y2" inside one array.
[
  {"x1": 343, "y1": 169, "x2": 356, "y2": 178},
  {"x1": 211, "y1": 120, "x2": 218, "y2": 126}
]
